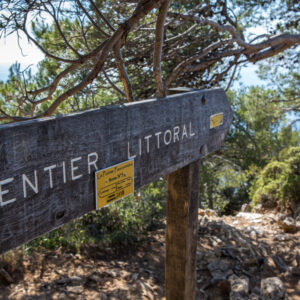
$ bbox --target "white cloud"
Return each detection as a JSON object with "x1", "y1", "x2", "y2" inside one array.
[
  {"x1": 0, "y1": 32, "x2": 44, "y2": 80},
  {"x1": 0, "y1": 32, "x2": 44, "y2": 66}
]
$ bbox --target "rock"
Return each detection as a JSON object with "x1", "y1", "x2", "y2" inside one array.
[
  {"x1": 267, "y1": 213, "x2": 278, "y2": 224},
  {"x1": 74, "y1": 254, "x2": 82, "y2": 260},
  {"x1": 252, "y1": 287, "x2": 261, "y2": 295},
  {"x1": 249, "y1": 293, "x2": 260, "y2": 300},
  {"x1": 66, "y1": 285, "x2": 84, "y2": 294},
  {"x1": 57, "y1": 293, "x2": 67, "y2": 300},
  {"x1": 243, "y1": 257, "x2": 258, "y2": 268},
  {"x1": 214, "y1": 247, "x2": 222, "y2": 257},
  {"x1": 105, "y1": 269, "x2": 119, "y2": 277},
  {"x1": 136, "y1": 280, "x2": 153, "y2": 298},
  {"x1": 250, "y1": 230, "x2": 257, "y2": 239},
  {"x1": 274, "y1": 234, "x2": 292, "y2": 241},
  {"x1": 278, "y1": 213, "x2": 288, "y2": 221},
  {"x1": 261, "y1": 277, "x2": 285, "y2": 299},
  {"x1": 201, "y1": 251, "x2": 218, "y2": 265},
  {"x1": 198, "y1": 208, "x2": 218, "y2": 217},
  {"x1": 244, "y1": 226, "x2": 264, "y2": 238},
  {"x1": 221, "y1": 246, "x2": 241, "y2": 260},
  {"x1": 197, "y1": 288, "x2": 209, "y2": 300},
  {"x1": 57, "y1": 276, "x2": 84, "y2": 285},
  {"x1": 198, "y1": 209, "x2": 206, "y2": 216},
  {"x1": 264, "y1": 257, "x2": 277, "y2": 270},
  {"x1": 253, "y1": 204, "x2": 263, "y2": 213},
  {"x1": 241, "y1": 204, "x2": 252, "y2": 212},
  {"x1": 290, "y1": 267, "x2": 300, "y2": 276},
  {"x1": 290, "y1": 257, "x2": 298, "y2": 267},
  {"x1": 89, "y1": 274, "x2": 102, "y2": 283},
  {"x1": 211, "y1": 236, "x2": 222, "y2": 247},
  {"x1": 258, "y1": 244, "x2": 268, "y2": 257},
  {"x1": 272, "y1": 256, "x2": 288, "y2": 273},
  {"x1": 229, "y1": 274, "x2": 249, "y2": 300},
  {"x1": 99, "y1": 292, "x2": 108, "y2": 300},
  {"x1": 236, "y1": 212, "x2": 263, "y2": 221},
  {"x1": 69, "y1": 276, "x2": 84, "y2": 283},
  {"x1": 278, "y1": 217, "x2": 298, "y2": 233},
  {"x1": 199, "y1": 216, "x2": 209, "y2": 228},
  {"x1": 131, "y1": 273, "x2": 139, "y2": 281},
  {"x1": 207, "y1": 259, "x2": 233, "y2": 281},
  {"x1": 294, "y1": 206, "x2": 300, "y2": 218},
  {"x1": 154, "y1": 285, "x2": 164, "y2": 295}
]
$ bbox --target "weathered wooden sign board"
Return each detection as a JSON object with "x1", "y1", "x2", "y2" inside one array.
[{"x1": 0, "y1": 88, "x2": 232, "y2": 255}]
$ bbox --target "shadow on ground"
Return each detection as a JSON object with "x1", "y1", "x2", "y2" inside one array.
[{"x1": 0, "y1": 214, "x2": 299, "y2": 299}]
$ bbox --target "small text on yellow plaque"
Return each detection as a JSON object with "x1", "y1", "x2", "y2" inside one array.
[{"x1": 95, "y1": 160, "x2": 134, "y2": 209}]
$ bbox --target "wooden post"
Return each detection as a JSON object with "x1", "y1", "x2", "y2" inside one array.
[
  {"x1": 166, "y1": 160, "x2": 200, "y2": 300},
  {"x1": 166, "y1": 87, "x2": 201, "y2": 300}
]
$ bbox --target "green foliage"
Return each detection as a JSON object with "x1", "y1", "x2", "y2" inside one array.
[
  {"x1": 199, "y1": 157, "x2": 248, "y2": 215},
  {"x1": 84, "y1": 182, "x2": 165, "y2": 246},
  {"x1": 252, "y1": 147, "x2": 300, "y2": 209},
  {"x1": 1, "y1": 0, "x2": 299, "y2": 117},
  {"x1": 24, "y1": 180, "x2": 166, "y2": 253},
  {"x1": 23, "y1": 218, "x2": 89, "y2": 254},
  {"x1": 252, "y1": 161, "x2": 290, "y2": 207},
  {"x1": 226, "y1": 87, "x2": 300, "y2": 169},
  {"x1": 280, "y1": 147, "x2": 300, "y2": 206},
  {"x1": 201, "y1": 85, "x2": 300, "y2": 214},
  {"x1": 279, "y1": 146, "x2": 300, "y2": 162}
]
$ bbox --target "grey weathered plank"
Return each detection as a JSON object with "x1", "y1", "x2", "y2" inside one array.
[{"x1": 0, "y1": 88, "x2": 232, "y2": 254}]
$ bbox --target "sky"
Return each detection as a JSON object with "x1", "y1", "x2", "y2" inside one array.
[
  {"x1": 0, "y1": 32, "x2": 44, "y2": 81},
  {"x1": 0, "y1": 30, "x2": 265, "y2": 86}
]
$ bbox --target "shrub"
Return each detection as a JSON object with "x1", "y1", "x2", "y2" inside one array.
[
  {"x1": 252, "y1": 147, "x2": 300, "y2": 209},
  {"x1": 23, "y1": 180, "x2": 166, "y2": 253}
]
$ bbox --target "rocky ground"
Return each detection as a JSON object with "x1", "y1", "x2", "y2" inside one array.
[{"x1": 0, "y1": 210, "x2": 299, "y2": 300}]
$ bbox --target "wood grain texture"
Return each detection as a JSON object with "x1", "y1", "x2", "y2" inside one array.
[
  {"x1": 166, "y1": 161, "x2": 200, "y2": 300},
  {"x1": 0, "y1": 88, "x2": 232, "y2": 254}
]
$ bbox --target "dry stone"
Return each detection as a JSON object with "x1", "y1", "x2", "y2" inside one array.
[
  {"x1": 253, "y1": 204, "x2": 263, "y2": 213},
  {"x1": 66, "y1": 285, "x2": 84, "y2": 294},
  {"x1": 207, "y1": 259, "x2": 233, "y2": 281},
  {"x1": 261, "y1": 277, "x2": 285, "y2": 300},
  {"x1": 99, "y1": 293, "x2": 108, "y2": 300},
  {"x1": 198, "y1": 208, "x2": 218, "y2": 217},
  {"x1": 241, "y1": 204, "x2": 252, "y2": 212},
  {"x1": 229, "y1": 274, "x2": 249, "y2": 300},
  {"x1": 89, "y1": 274, "x2": 102, "y2": 283},
  {"x1": 249, "y1": 293, "x2": 260, "y2": 300},
  {"x1": 278, "y1": 217, "x2": 298, "y2": 233}
]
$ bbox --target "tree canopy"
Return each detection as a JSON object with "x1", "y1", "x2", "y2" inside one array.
[{"x1": 0, "y1": 0, "x2": 299, "y2": 121}]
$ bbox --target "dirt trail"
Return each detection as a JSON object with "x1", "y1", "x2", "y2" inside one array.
[{"x1": 0, "y1": 211, "x2": 299, "y2": 299}]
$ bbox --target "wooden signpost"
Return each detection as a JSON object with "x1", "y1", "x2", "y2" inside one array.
[{"x1": 0, "y1": 88, "x2": 232, "y2": 299}]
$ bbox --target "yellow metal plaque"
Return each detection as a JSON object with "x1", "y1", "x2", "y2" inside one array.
[
  {"x1": 95, "y1": 160, "x2": 134, "y2": 209},
  {"x1": 210, "y1": 113, "x2": 223, "y2": 128}
]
